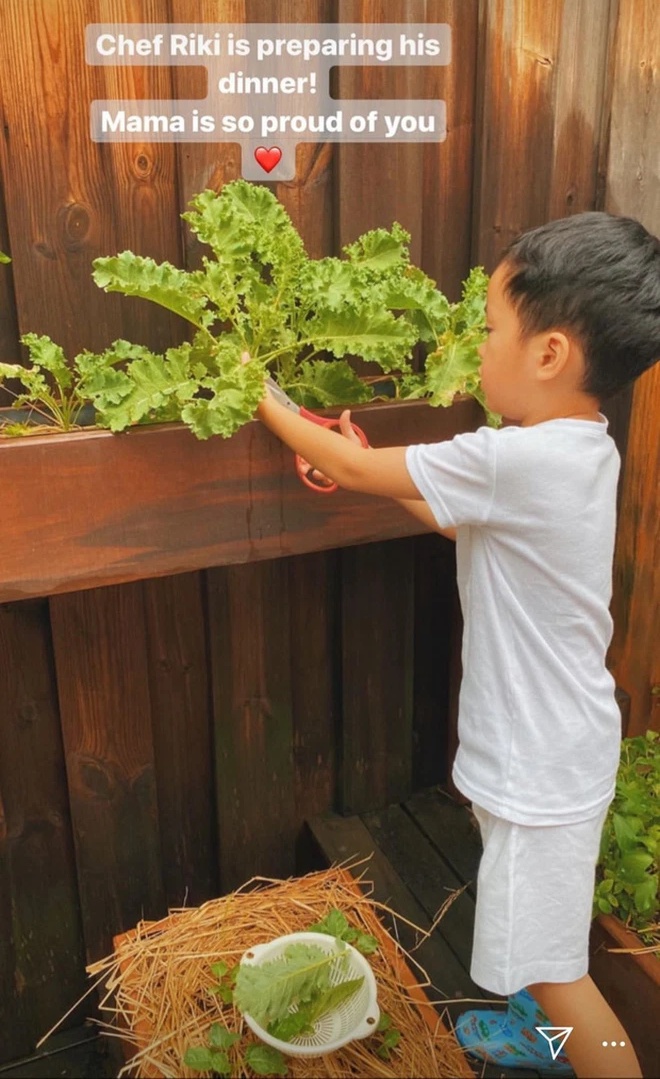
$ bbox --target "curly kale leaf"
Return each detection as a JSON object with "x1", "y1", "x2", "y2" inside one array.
[
  {"x1": 93, "y1": 253, "x2": 214, "y2": 333},
  {"x1": 283, "y1": 359, "x2": 373, "y2": 410}
]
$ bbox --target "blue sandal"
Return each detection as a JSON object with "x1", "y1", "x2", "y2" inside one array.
[{"x1": 454, "y1": 989, "x2": 574, "y2": 1075}]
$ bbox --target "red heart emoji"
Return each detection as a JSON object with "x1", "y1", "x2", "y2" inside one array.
[{"x1": 254, "y1": 146, "x2": 282, "y2": 173}]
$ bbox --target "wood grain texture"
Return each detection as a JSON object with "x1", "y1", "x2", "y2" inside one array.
[
  {"x1": 306, "y1": 812, "x2": 479, "y2": 1001},
  {"x1": 609, "y1": 365, "x2": 660, "y2": 735},
  {"x1": 423, "y1": 0, "x2": 480, "y2": 301},
  {"x1": 49, "y1": 584, "x2": 165, "y2": 961},
  {"x1": 472, "y1": 0, "x2": 616, "y2": 269},
  {"x1": 340, "y1": 538, "x2": 415, "y2": 814},
  {"x1": 206, "y1": 558, "x2": 296, "y2": 891},
  {"x1": 605, "y1": 0, "x2": 660, "y2": 734},
  {"x1": 288, "y1": 551, "x2": 341, "y2": 833},
  {"x1": 170, "y1": 0, "x2": 247, "y2": 267},
  {"x1": 0, "y1": 398, "x2": 483, "y2": 602},
  {"x1": 412, "y1": 534, "x2": 456, "y2": 789},
  {"x1": 590, "y1": 914, "x2": 660, "y2": 1077},
  {"x1": 0, "y1": 600, "x2": 87, "y2": 1063},
  {"x1": 0, "y1": 0, "x2": 184, "y2": 356},
  {"x1": 336, "y1": 0, "x2": 426, "y2": 266},
  {"x1": 143, "y1": 572, "x2": 217, "y2": 907}
]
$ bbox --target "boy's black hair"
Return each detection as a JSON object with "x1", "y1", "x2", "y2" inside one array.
[{"x1": 500, "y1": 211, "x2": 660, "y2": 400}]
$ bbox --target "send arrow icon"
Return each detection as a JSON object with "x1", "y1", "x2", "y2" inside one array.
[{"x1": 536, "y1": 1026, "x2": 573, "y2": 1060}]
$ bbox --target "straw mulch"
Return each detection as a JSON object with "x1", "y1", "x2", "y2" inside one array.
[{"x1": 85, "y1": 863, "x2": 475, "y2": 1079}]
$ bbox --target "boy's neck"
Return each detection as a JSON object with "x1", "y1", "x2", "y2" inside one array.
[{"x1": 519, "y1": 392, "x2": 603, "y2": 427}]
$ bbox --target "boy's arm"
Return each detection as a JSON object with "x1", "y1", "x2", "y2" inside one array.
[
  {"x1": 256, "y1": 388, "x2": 458, "y2": 540},
  {"x1": 395, "y1": 498, "x2": 457, "y2": 542},
  {"x1": 256, "y1": 392, "x2": 422, "y2": 500}
]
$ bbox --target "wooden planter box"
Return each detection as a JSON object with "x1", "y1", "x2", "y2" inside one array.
[
  {"x1": 0, "y1": 396, "x2": 482, "y2": 601},
  {"x1": 590, "y1": 913, "x2": 660, "y2": 1077}
]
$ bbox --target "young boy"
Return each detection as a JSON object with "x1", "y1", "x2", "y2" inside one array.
[{"x1": 245, "y1": 211, "x2": 659, "y2": 1078}]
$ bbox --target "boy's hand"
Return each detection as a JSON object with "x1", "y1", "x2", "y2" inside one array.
[
  {"x1": 304, "y1": 409, "x2": 366, "y2": 484},
  {"x1": 240, "y1": 350, "x2": 369, "y2": 479}
]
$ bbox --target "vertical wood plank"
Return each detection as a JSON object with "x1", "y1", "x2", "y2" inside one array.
[
  {"x1": 207, "y1": 560, "x2": 296, "y2": 891},
  {"x1": 340, "y1": 539, "x2": 415, "y2": 814},
  {"x1": 335, "y1": 1, "x2": 424, "y2": 815},
  {"x1": 0, "y1": 0, "x2": 182, "y2": 356},
  {"x1": 412, "y1": 535, "x2": 456, "y2": 789},
  {"x1": 423, "y1": 0, "x2": 480, "y2": 300},
  {"x1": 143, "y1": 573, "x2": 217, "y2": 907},
  {"x1": 259, "y1": 0, "x2": 336, "y2": 261},
  {"x1": 0, "y1": 600, "x2": 87, "y2": 1063},
  {"x1": 289, "y1": 552, "x2": 341, "y2": 831},
  {"x1": 257, "y1": 0, "x2": 340, "y2": 844},
  {"x1": 0, "y1": 75, "x2": 21, "y2": 410},
  {"x1": 605, "y1": 0, "x2": 660, "y2": 734},
  {"x1": 472, "y1": 0, "x2": 617, "y2": 271},
  {"x1": 472, "y1": 0, "x2": 563, "y2": 268},
  {"x1": 604, "y1": 0, "x2": 660, "y2": 225},
  {"x1": 547, "y1": 0, "x2": 618, "y2": 220},
  {"x1": 170, "y1": 0, "x2": 247, "y2": 265},
  {"x1": 49, "y1": 584, "x2": 165, "y2": 960},
  {"x1": 336, "y1": 0, "x2": 426, "y2": 263}
]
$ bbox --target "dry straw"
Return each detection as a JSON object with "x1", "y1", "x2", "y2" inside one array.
[{"x1": 84, "y1": 863, "x2": 475, "y2": 1078}]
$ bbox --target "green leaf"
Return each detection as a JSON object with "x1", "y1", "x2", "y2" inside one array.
[
  {"x1": 352, "y1": 931, "x2": 379, "y2": 955},
  {"x1": 306, "y1": 910, "x2": 350, "y2": 938},
  {"x1": 208, "y1": 1023, "x2": 240, "y2": 1050},
  {"x1": 209, "y1": 1050, "x2": 230, "y2": 1076},
  {"x1": 181, "y1": 353, "x2": 266, "y2": 439},
  {"x1": 267, "y1": 1008, "x2": 315, "y2": 1042},
  {"x1": 613, "y1": 813, "x2": 643, "y2": 854},
  {"x1": 183, "y1": 1045, "x2": 216, "y2": 1071},
  {"x1": 423, "y1": 330, "x2": 484, "y2": 407},
  {"x1": 633, "y1": 876, "x2": 658, "y2": 914},
  {"x1": 620, "y1": 850, "x2": 654, "y2": 883},
  {"x1": 285, "y1": 359, "x2": 372, "y2": 410},
  {"x1": 93, "y1": 253, "x2": 213, "y2": 332},
  {"x1": 343, "y1": 222, "x2": 410, "y2": 273},
  {"x1": 304, "y1": 307, "x2": 416, "y2": 369},
  {"x1": 234, "y1": 943, "x2": 343, "y2": 1027},
  {"x1": 0, "y1": 250, "x2": 10, "y2": 264},
  {"x1": 210, "y1": 961, "x2": 229, "y2": 980},
  {"x1": 243, "y1": 1044, "x2": 288, "y2": 1076},
  {"x1": 384, "y1": 267, "x2": 452, "y2": 345},
  {"x1": 306, "y1": 976, "x2": 364, "y2": 1023},
  {"x1": 183, "y1": 181, "x2": 306, "y2": 309},
  {"x1": 0, "y1": 361, "x2": 36, "y2": 384},
  {"x1": 20, "y1": 333, "x2": 73, "y2": 390},
  {"x1": 90, "y1": 344, "x2": 198, "y2": 431}
]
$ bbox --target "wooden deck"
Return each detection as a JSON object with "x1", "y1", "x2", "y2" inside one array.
[{"x1": 307, "y1": 787, "x2": 556, "y2": 1079}]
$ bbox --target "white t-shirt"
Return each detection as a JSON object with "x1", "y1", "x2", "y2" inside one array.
[{"x1": 406, "y1": 419, "x2": 622, "y2": 826}]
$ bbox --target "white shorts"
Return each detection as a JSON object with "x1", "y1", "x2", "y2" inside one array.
[{"x1": 470, "y1": 802, "x2": 609, "y2": 996}]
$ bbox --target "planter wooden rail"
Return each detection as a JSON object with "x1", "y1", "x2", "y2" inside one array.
[
  {"x1": 590, "y1": 913, "x2": 660, "y2": 1078},
  {"x1": 0, "y1": 397, "x2": 483, "y2": 601}
]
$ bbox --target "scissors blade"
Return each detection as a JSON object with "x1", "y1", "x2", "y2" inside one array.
[{"x1": 265, "y1": 377, "x2": 301, "y2": 415}]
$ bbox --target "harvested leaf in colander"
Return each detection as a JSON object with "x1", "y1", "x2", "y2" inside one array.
[
  {"x1": 234, "y1": 941, "x2": 349, "y2": 1027},
  {"x1": 268, "y1": 976, "x2": 365, "y2": 1042}
]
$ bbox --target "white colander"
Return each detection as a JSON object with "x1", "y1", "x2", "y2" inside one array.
[{"x1": 238, "y1": 930, "x2": 380, "y2": 1057}]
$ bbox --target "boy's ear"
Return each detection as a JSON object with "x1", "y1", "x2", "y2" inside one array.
[{"x1": 535, "y1": 330, "x2": 572, "y2": 381}]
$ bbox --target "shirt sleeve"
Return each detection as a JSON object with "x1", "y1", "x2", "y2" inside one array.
[{"x1": 405, "y1": 426, "x2": 497, "y2": 528}]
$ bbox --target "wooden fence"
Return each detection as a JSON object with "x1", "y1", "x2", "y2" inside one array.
[{"x1": 0, "y1": 0, "x2": 658, "y2": 1064}]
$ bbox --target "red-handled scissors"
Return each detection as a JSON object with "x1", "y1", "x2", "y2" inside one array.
[{"x1": 265, "y1": 377, "x2": 369, "y2": 493}]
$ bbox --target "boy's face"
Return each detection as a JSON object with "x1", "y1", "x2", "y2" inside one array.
[{"x1": 478, "y1": 261, "x2": 539, "y2": 422}]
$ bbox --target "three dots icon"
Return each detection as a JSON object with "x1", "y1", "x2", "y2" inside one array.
[{"x1": 603, "y1": 1040, "x2": 627, "y2": 1047}]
